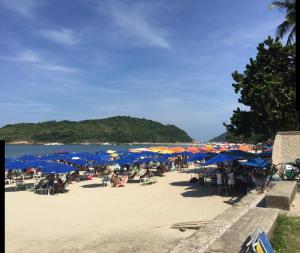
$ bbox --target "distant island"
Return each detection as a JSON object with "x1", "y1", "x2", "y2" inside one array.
[{"x1": 0, "y1": 116, "x2": 193, "y2": 144}]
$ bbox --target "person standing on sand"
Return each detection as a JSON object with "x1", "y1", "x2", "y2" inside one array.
[
  {"x1": 227, "y1": 170, "x2": 235, "y2": 195},
  {"x1": 216, "y1": 169, "x2": 223, "y2": 195}
]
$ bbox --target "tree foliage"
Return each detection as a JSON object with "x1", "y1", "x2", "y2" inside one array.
[
  {"x1": 224, "y1": 37, "x2": 297, "y2": 143},
  {"x1": 0, "y1": 116, "x2": 193, "y2": 143},
  {"x1": 270, "y1": 0, "x2": 296, "y2": 45}
]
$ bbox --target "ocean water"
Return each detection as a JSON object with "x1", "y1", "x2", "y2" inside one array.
[{"x1": 5, "y1": 144, "x2": 197, "y2": 158}]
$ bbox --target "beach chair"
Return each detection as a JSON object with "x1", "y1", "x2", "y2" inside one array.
[
  {"x1": 246, "y1": 227, "x2": 274, "y2": 253},
  {"x1": 138, "y1": 168, "x2": 150, "y2": 183},
  {"x1": 30, "y1": 179, "x2": 49, "y2": 195},
  {"x1": 15, "y1": 179, "x2": 27, "y2": 191},
  {"x1": 102, "y1": 175, "x2": 111, "y2": 187}
]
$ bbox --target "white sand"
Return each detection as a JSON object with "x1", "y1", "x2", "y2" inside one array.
[{"x1": 5, "y1": 171, "x2": 232, "y2": 253}]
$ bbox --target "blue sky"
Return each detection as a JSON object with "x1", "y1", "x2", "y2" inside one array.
[{"x1": 0, "y1": 0, "x2": 285, "y2": 141}]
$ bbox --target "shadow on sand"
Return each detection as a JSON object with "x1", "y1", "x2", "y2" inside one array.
[
  {"x1": 170, "y1": 181, "x2": 217, "y2": 198},
  {"x1": 81, "y1": 183, "x2": 103, "y2": 188},
  {"x1": 170, "y1": 180, "x2": 246, "y2": 201}
]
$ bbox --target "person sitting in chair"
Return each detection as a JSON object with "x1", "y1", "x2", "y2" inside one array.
[
  {"x1": 54, "y1": 174, "x2": 65, "y2": 193},
  {"x1": 111, "y1": 172, "x2": 124, "y2": 187},
  {"x1": 140, "y1": 168, "x2": 151, "y2": 179}
]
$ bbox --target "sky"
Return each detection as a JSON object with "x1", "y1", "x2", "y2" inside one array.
[{"x1": 0, "y1": 0, "x2": 285, "y2": 141}]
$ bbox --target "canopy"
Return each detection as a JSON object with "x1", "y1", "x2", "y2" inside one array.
[
  {"x1": 240, "y1": 158, "x2": 269, "y2": 168},
  {"x1": 203, "y1": 154, "x2": 241, "y2": 166},
  {"x1": 41, "y1": 163, "x2": 76, "y2": 174}
]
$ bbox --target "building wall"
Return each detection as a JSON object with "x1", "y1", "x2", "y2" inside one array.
[{"x1": 272, "y1": 131, "x2": 300, "y2": 165}]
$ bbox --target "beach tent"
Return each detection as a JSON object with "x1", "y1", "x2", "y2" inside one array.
[
  {"x1": 41, "y1": 163, "x2": 76, "y2": 174},
  {"x1": 240, "y1": 158, "x2": 270, "y2": 168},
  {"x1": 203, "y1": 154, "x2": 241, "y2": 166}
]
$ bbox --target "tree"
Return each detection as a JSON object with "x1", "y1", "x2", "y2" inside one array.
[
  {"x1": 270, "y1": 0, "x2": 296, "y2": 45},
  {"x1": 224, "y1": 37, "x2": 297, "y2": 143}
]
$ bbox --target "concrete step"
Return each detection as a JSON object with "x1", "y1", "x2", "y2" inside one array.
[
  {"x1": 169, "y1": 193, "x2": 266, "y2": 253},
  {"x1": 205, "y1": 207, "x2": 279, "y2": 253},
  {"x1": 265, "y1": 181, "x2": 297, "y2": 210}
]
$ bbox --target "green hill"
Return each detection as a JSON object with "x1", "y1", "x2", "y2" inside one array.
[
  {"x1": 209, "y1": 132, "x2": 228, "y2": 142},
  {"x1": 0, "y1": 116, "x2": 193, "y2": 144}
]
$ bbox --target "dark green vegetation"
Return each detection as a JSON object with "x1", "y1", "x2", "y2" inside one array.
[
  {"x1": 271, "y1": 214, "x2": 300, "y2": 253},
  {"x1": 224, "y1": 37, "x2": 297, "y2": 143},
  {"x1": 270, "y1": 0, "x2": 296, "y2": 45},
  {"x1": 209, "y1": 132, "x2": 228, "y2": 142},
  {"x1": 0, "y1": 116, "x2": 193, "y2": 144}
]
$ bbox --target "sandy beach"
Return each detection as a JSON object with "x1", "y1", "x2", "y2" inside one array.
[{"x1": 5, "y1": 171, "x2": 233, "y2": 253}]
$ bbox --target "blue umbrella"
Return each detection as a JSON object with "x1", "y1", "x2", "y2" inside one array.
[
  {"x1": 39, "y1": 154, "x2": 66, "y2": 161},
  {"x1": 67, "y1": 159, "x2": 88, "y2": 166},
  {"x1": 25, "y1": 160, "x2": 54, "y2": 168},
  {"x1": 91, "y1": 159, "x2": 111, "y2": 165},
  {"x1": 41, "y1": 163, "x2": 76, "y2": 174},
  {"x1": 257, "y1": 151, "x2": 272, "y2": 158},
  {"x1": 240, "y1": 158, "x2": 269, "y2": 168},
  {"x1": 220, "y1": 150, "x2": 257, "y2": 158},
  {"x1": 5, "y1": 161, "x2": 31, "y2": 170},
  {"x1": 187, "y1": 153, "x2": 209, "y2": 162},
  {"x1": 17, "y1": 154, "x2": 39, "y2": 161},
  {"x1": 5, "y1": 157, "x2": 16, "y2": 162},
  {"x1": 203, "y1": 154, "x2": 241, "y2": 166}
]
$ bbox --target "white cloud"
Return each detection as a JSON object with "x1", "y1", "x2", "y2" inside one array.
[
  {"x1": 0, "y1": 0, "x2": 40, "y2": 18},
  {"x1": 97, "y1": 1, "x2": 170, "y2": 49},
  {"x1": 40, "y1": 29, "x2": 79, "y2": 46},
  {"x1": 1, "y1": 50, "x2": 41, "y2": 62},
  {"x1": 1, "y1": 49, "x2": 78, "y2": 74},
  {"x1": 39, "y1": 64, "x2": 78, "y2": 73}
]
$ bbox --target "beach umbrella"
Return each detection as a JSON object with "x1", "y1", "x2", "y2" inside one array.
[
  {"x1": 177, "y1": 151, "x2": 194, "y2": 156},
  {"x1": 17, "y1": 154, "x2": 39, "y2": 161},
  {"x1": 106, "y1": 150, "x2": 116, "y2": 154},
  {"x1": 39, "y1": 154, "x2": 63, "y2": 161},
  {"x1": 54, "y1": 149, "x2": 70, "y2": 154},
  {"x1": 25, "y1": 160, "x2": 54, "y2": 168},
  {"x1": 67, "y1": 159, "x2": 87, "y2": 166},
  {"x1": 257, "y1": 151, "x2": 272, "y2": 158},
  {"x1": 220, "y1": 150, "x2": 257, "y2": 159},
  {"x1": 187, "y1": 153, "x2": 209, "y2": 162},
  {"x1": 5, "y1": 161, "x2": 31, "y2": 170},
  {"x1": 203, "y1": 154, "x2": 241, "y2": 166},
  {"x1": 240, "y1": 158, "x2": 269, "y2": 168},
  {"x1": 5, "y1": 157, "x2": 16, "y2": 163},
  {"x1": 41, "y1": 163, "x2": 76, "y2": 174}
]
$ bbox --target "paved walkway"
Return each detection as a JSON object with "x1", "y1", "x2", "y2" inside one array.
[{"x1": 169, "y1": 192, "x2": 266, "y2": 253}]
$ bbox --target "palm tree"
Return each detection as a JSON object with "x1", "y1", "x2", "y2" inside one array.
[{"x1": 269, "y1": 0, "x2": 296, "y2": 45}]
